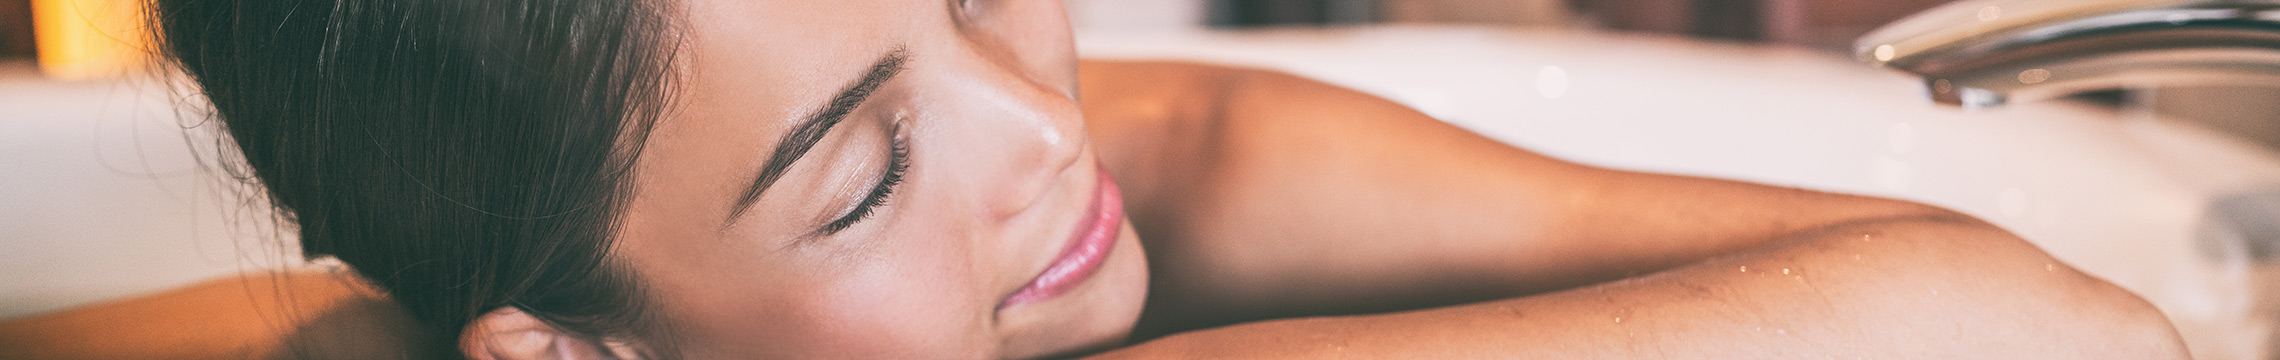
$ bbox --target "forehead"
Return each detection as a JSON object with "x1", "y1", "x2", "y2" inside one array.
[{"x1": 675, "y1": 0, "x2": 919, "y2": 125}]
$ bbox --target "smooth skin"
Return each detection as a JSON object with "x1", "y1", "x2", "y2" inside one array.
[
  {"x1": 0, "y1": 60, "x2": 2191, "y2": 359},
  {"x1": 1, "y1": 0, "x2": 2187, "y2": 357},
  {"x1": 1080, "y1": 61, "x2": 2186, "y2": 358}
]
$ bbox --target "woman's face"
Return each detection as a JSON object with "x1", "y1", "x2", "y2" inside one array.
[{"x1": 611, "y1": 0, "x2": 1150, "y2": 357}]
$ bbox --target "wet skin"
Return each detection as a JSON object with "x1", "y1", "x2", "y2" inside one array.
[
  {"x1": 0, "y1": 0, "x2": 2195, "y2": 358},
  {"x1": 608, "y1": 0, "x2": 2190, "y2": 353}
]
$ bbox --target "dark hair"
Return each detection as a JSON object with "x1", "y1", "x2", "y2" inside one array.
[{"x1": 150, "y1": 0, "x2": 680, "y2": 356}]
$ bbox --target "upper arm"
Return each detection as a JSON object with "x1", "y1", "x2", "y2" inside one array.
[{"x1": 1081, "y1": 61, "x2": 1948, "y2": 334}]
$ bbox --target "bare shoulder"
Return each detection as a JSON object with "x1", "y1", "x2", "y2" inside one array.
[
  {"x1": 1079, "y1": 59, "x2": 1567, "y2": 335},
  {"x1": 1076, "y1": 60, "x2": 1244, "y2": 214},
  {"x1": 1077, "y1": 60, "x2": 1448, "y2": 222}
]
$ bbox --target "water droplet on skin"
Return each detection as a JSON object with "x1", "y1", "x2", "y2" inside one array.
[
  {"x1": 1614, "y1": 317, "x2": 1623, "y2": 323},
  {"x1": 1873, "y1": 45, "x2": 1896, "y2": 62},
  {"x1": 1976, "y1": 6, "x2": 2002, "y2": 22},
  {"x1": 1777, "y1": 329, "x2": 1787, "y2": 335},
  {"x1": 2046, "y1": 264, "x2": 2055, "y2": 272},
  {"x1": 1782, "y1": 268, "x2": 1791, "y2": 275},
  {"x1": 1740, "y1": 266, "x2": 1749, "y2": 272},
  {"x1": 2017, "y1": 69, "x2": 2051, "y2": 84}
]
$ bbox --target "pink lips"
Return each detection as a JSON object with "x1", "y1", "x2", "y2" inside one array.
[{"x1": 998, "y1": 169, "x2": 1125, "y2": 309}]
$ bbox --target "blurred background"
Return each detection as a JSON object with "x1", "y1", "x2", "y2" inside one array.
[
  {"x1": 0, "y1": 0, "x2": 1976, "y2": 60},
  {"x1": 1065, "y1": 0, "x2": 1951, "y2": 48},
  {"x1": 10, "y1": 0, "x2": 2280, "y2": 359}
]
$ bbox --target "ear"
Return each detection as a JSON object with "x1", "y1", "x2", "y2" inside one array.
[{"x1": 460, "y1": 307, "x2": 616, "y2": 360}]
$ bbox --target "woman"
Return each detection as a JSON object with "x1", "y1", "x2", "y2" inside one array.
[{"x1": 0, "y1": 0, "x2": 2188, "y2": 358}]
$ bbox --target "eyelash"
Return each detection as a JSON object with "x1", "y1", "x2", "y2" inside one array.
[{"x1": 819, "y1": 133, "x2": 910, "y2": 235}]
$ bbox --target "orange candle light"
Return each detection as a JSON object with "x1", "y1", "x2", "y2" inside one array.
[{"x1": 31, "y1": 0, "x2": 147, "y2": 79}]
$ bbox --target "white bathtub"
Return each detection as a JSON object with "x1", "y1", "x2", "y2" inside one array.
[{"x1": 5, "y1": 25, "x2": 2275, "y2": 359}]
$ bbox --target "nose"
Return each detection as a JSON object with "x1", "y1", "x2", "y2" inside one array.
[
  {"x1": 922, "y1": 49, "x2": 1089, "y2": 218},
  {"x1": 980, "y1": 78, "x2": 1088, "y2": 217},
  {"x1": 928, "y1": 0, "x2": 1088, "y2": 217}
]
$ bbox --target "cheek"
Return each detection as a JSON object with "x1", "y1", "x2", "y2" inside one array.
[
  {"x1": 800, "y1": 270, "x2": 980, "y2": 355},
  {"x1": 665, "y1": 219, "x2": 1005, "y2": 358},
  {"x1": 788, "y1": 223, "x2": 998, "y2": 357}
]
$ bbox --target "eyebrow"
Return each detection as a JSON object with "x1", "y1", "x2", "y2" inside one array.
[{"x1": 723, "y1": 49, "x2": 909, "y2": 225}]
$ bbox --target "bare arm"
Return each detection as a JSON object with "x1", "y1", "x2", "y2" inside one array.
[
  {"x1": 0, "y1": 271, "x2": 439, "y2": 360},
  {"x1": 1094, "y1": 216, "x2": 2183, "y2": 358},
  {"x1": 1077, "y1": 61, "x2": 2187, "y2": 357}
]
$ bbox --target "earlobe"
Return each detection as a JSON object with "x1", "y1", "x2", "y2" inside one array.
[{"x1": 461, "y1": 307, "x2": 616, "y2": 360}]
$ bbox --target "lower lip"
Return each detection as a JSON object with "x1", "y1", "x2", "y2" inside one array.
[{"x1": 999, "y1": 169, "x2": 1125, "y2": 309}]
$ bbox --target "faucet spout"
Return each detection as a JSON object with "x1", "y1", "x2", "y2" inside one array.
[{"x1": 1857, "y1": 0, "x2": 2280, "y2": 108}]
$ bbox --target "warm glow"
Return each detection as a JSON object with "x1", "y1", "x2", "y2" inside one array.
[{"x1": 31, "y1": 0, "x2": 149, "y2": 79}]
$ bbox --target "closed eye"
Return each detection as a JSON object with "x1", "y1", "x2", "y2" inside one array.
[{"x1": 818, "y1": 130, "x2": 909, "y2": 236}]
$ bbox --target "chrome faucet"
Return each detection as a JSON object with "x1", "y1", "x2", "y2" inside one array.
[{"x1": 1855, "y1": 0, "x2": 2280, "y2": 108}]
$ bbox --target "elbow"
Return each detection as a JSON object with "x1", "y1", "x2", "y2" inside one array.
[
  {"x1": 2078, "y1": 278, "x2": 2193, "y2": 359},
  {"x1": 1789, "y1": 211, "x2": 2189, "y2": 358},
  {"x1": 2033, "y1": 255, "x2": 2191, "y2": 359},
  {"x1": 1924, "y1": 209, "x2": 2187, "y2": 356},
  {"x1": 1973, "y1": 227, "x2": 2189, "y2": 357},
  {"x1": 1949, "y1": 219, "x2": 2188, "y2": 358}
]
